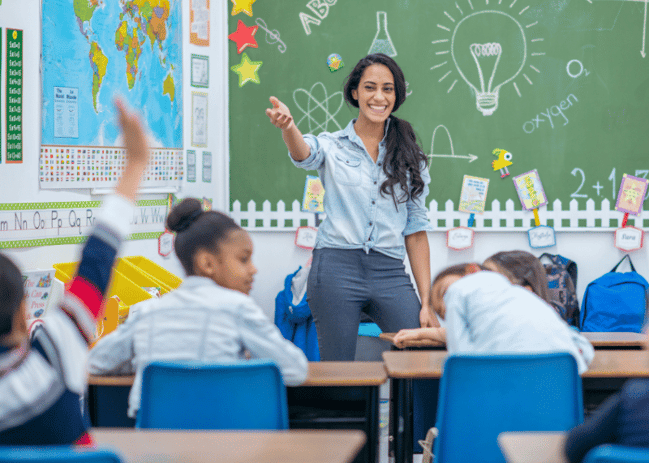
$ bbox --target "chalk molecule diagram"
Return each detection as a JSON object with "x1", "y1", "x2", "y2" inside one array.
[
  {"x1": 292, "y1": 82, "x2": 344, "y2": 134},
  {"x1": 431, "y1": 0, "x2": 546, "y2": 116}
]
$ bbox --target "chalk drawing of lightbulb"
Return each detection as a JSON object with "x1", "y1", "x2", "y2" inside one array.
[{"x1": 431, "y1": 2, "x2": 546, "y2": 117}]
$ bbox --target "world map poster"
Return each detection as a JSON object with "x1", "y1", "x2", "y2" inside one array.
[{"x1": 40, "y1": 0, "x2": 184, "y2": 189}]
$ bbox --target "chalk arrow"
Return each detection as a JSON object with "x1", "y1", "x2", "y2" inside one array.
[
  {"x1": 643, "y1": 0, "x2": 648, "y2": 58},
  {"x1": 429, "y1": 153, "x2": 478, "y2": 163}
]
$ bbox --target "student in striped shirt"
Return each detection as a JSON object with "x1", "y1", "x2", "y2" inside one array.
[{"x1": 0, "y1": 99, "x2": 150, "y2": 445}]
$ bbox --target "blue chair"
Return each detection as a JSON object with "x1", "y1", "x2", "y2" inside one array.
[
  {"x1": 584, "y1": 445, "x2": 649, "y2": 463},
  {"x1": 432, "y1": 353, "x2": 584, "y2": 463},
  {"x1": 136, "y1": 360, "x2": 289, "y2": 430},
  {"x1": 0, "y1": 447, "x2": 122, "y2": 462}
]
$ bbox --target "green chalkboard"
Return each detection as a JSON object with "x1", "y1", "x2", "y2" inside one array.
[{"x1": 228, "y1": 0, "x2": 649, "y2": 228}]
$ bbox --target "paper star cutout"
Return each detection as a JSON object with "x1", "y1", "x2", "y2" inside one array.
[
  {"x1": 231, "y1": 0, "x2": 255, "y2": 17},
  {"x1": 228, "y1": 20, "x2": 259, "y2": 54},
  {"x1": 231, "y1": 53, "x2": 262, "y2": 87}
]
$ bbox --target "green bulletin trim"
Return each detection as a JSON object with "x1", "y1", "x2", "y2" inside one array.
[{"x1": 0, "y1": 199, "x2": 167, "y2": 249}]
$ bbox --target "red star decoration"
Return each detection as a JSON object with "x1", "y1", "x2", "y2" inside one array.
[{"x1": 228, "y1": 19, "x2": 259, "y2": 54}]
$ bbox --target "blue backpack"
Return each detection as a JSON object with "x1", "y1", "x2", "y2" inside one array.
[{"x1": 580, "y1": 255, "x2": 649, "y2": 332}]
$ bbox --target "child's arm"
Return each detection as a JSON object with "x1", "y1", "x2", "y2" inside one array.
[
  {"x1": 61, "y1": 98, "x2": 149, "y2": 342},
  {"x1": 237, "y1": 299, "x2": 309, "y2": 385},
  {"x1": 393, "y1": 327, "x2": 446, "y2": 348},
  {"x1": 563, "y1": 391, "x2": 620, "y2": 463}
]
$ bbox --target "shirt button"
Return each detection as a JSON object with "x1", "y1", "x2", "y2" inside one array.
[
  {"x1": 378, "y1": 162, "x2": 382, "y2": 167},
  {"x1": 374, "y1": 181, "x2": 377, "y2": 185},
  {"x1": 372, "y1": 201, "x2": 376, "y2": 205},
  {"x1": 369, "y1": 222, "x2": 373, "y2": 226}
]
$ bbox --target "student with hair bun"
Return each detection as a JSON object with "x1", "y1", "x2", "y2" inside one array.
[{"x1": 88, "y1": 198, "x2": 308, "y2": 419}]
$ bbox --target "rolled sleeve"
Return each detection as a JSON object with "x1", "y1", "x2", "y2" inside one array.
[
  {"x1": 403, "y1": 166, "x2": 433, "y2": 236},
  {"x1": 290, "y1": 134, "x2": 324, "y2": 171}
]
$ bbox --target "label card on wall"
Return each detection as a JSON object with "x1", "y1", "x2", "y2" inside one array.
[
  {"x1": 614, "y1": 226, "x2": 644, "y2": 252},
  {"x1": 446, "y1": 227, "x2": 474, "y2": 251},
  {"x1": 528, "y1": 225, "x2": 556, "y2": 249}
]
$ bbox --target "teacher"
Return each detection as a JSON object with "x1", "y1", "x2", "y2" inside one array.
[{"x1": 265, "y1": 53, "x2": 438, "y2": 361}]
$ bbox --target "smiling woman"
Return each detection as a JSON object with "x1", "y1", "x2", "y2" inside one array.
[{"x1": 265, "y1": 53, "x2": 438, "y2": 361}]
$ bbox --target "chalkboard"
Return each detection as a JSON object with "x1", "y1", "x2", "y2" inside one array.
[{"x1": 228, "y1": 0, "x2": 649, "y2": 229}]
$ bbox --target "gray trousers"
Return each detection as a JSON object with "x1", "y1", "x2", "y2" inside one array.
[{"x1": 307, "y1": 248, "x2": 422, "y2": 361}]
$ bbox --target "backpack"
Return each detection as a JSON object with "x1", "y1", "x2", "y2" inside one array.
[
  {"x1": 539, "y1": 253, "x2": 580, "y2": 327},
  {"x1": 580, "y1": 255, "x2": 649, "y2": 333}
]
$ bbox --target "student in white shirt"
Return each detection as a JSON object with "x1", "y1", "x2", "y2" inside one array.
[
  {"x1": 394, "y1": 262, "x2": 593, "y2": 373},
  {"x1": 87, "y1": 198, "x2": 309, "y2": 418}
]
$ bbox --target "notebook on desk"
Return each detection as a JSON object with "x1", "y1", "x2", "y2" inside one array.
[{"x1": 498, "y1": 432, "x2": 568, "y2": 463}]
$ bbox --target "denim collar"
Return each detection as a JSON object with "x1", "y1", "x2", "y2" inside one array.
[{"x1": 341, "y1": 117, "x2": 391, "y2": 153}]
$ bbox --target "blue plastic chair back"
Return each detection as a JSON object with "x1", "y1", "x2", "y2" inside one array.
[
  {"x1": 433, "y1": 353, "x2": 584, "y2": 463},
  {"x1": 136, "y1": 360, "x2": 289, "y2": 430},
  {"x1": 584, "y1": 445, "x2": 649, "y2": 463},
  {"x1": 0, "y1": 447, "x2": 122, "y2": 462}
]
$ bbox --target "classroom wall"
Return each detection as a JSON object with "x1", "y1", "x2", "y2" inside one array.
[
  {"x1": 247, "y1": 231, "x2": 649, "y2": 321},
  {"x1": 0, "y1": 0, "x2": 230, "y2": 285},
  {"x1": 2, "y1": 2, "x2": 647, "y2": 323}
]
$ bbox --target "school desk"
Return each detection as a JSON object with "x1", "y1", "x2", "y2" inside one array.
[
  {"x1": 91, "y1": 428, "x2": 366, "y2": 463},
  {"x1": 87, "y1": 361, "x2": 386, "y2": 463},
  {"x1": 379, "y1": 332, "x2": 646, "y2": 350},
  {"x1": 382, "y1": 350, "x2": 649, "y2": 463},
  {"x1": 497, "y1": 432, "x2": 567, "y2": 463}
]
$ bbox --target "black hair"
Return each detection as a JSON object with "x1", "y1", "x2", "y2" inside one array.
[
  {"x1": 484, "y1": 251, "x2": 551, "y2": 303},
  {"x1": 166, "y1": 198, "x2": 242, "y2": 275},
  {"x1": 343, "y1": 53, "x2": 429, "y2": 207},
  {"x1": 0, "y1": 254, "x2": 25, "y2": 337}
]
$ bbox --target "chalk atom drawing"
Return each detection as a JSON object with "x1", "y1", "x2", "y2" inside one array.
[
  {"x1": 431, "y1": 1, "x2": 546, "y2": 116},
  {"x1": 369, "y1": 12, "x2": 397, "y2": 56},
  {"x1": 293, "y1": 82, "x2": 344, "y2": 134}
]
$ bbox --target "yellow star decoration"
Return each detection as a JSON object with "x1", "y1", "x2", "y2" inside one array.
[
  {"x1": 231, "y1": 53, "x2": 262, "y2": 87},
  {"x1": 231, "y1": 0, "x2": 256, "y2": 17},
  {"x1": 623, "y1": 187, "x2": 641, "y2": 205}
]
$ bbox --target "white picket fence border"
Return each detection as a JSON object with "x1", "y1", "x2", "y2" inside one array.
[{"x1": 231, "y1": 198, "x2": 647, "y2": 232}]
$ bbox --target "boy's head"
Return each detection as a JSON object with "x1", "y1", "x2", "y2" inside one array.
[
  {"x1": 483, "y1": 250, "x2": 550, "y2": 302},
  {"x1": 0, "y1": 254, "x2": 27, "y2": 345},
  {"x1": 430, "y1": 263, "x2": 484, "y2": 319}
]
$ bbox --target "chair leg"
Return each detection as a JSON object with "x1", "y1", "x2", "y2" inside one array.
[{"x1": 418, "y1": 427, "x2": 438, "y2": 463}]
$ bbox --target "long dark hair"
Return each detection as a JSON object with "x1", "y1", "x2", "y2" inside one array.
[
  {"x1": 343, "y1": 53, "x2": 429, "y2": 207},
  {"x1": 166, "y1": 198, "x2": 241, "y2": 276}
]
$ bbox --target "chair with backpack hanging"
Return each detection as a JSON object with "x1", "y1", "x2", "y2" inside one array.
[{"x1": 580, "y1": 255, "x2": 649, "y2": 333}]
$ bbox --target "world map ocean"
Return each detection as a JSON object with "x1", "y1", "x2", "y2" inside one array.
[{"x1": 41, "y1": 0, "x2": 183, "y2": 149}]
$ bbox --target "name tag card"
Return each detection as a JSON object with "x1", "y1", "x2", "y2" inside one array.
[
  {"x1": 447, "y1": 227, "x2": 474, "y2": 251},
  {"x1": 528, "y1": 225, "x2": 556, "y2": 249},
  {"x1": 614, "y1": 226, "x2": 644, "y2": 252}
]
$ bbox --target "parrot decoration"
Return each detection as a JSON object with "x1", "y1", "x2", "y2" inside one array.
[{"x1": 492, "y1": 149, "x2": 513, "y2": 178}]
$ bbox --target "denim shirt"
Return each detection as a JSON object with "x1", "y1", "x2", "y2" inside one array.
[{"x1": 291, "y1": 118, "x2": 432, "y2": 260}]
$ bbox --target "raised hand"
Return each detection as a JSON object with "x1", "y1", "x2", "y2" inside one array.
[
  {"x1": 114, "y1": 97, "x2": 150, "y2": 201},
  {"x1": 265, "y1": 96, "x2": 294, "y2": 130}
]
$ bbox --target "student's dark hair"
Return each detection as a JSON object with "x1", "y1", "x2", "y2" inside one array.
[
  {"x1": 0, "y1": 254, "x2": 25, "y2": 337},
  {"x1": 432, "y1": 263, "x2": 487, "y2": 286},
  {"x1": 166, "y1": 198, "x2": 242, "y2": 275},
  {"x1": 484, "y1": 251, "x2": 551, "y2": 303},
  {"x1": 343, "y1": 53, "x2": 429, "y2": 207}
]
